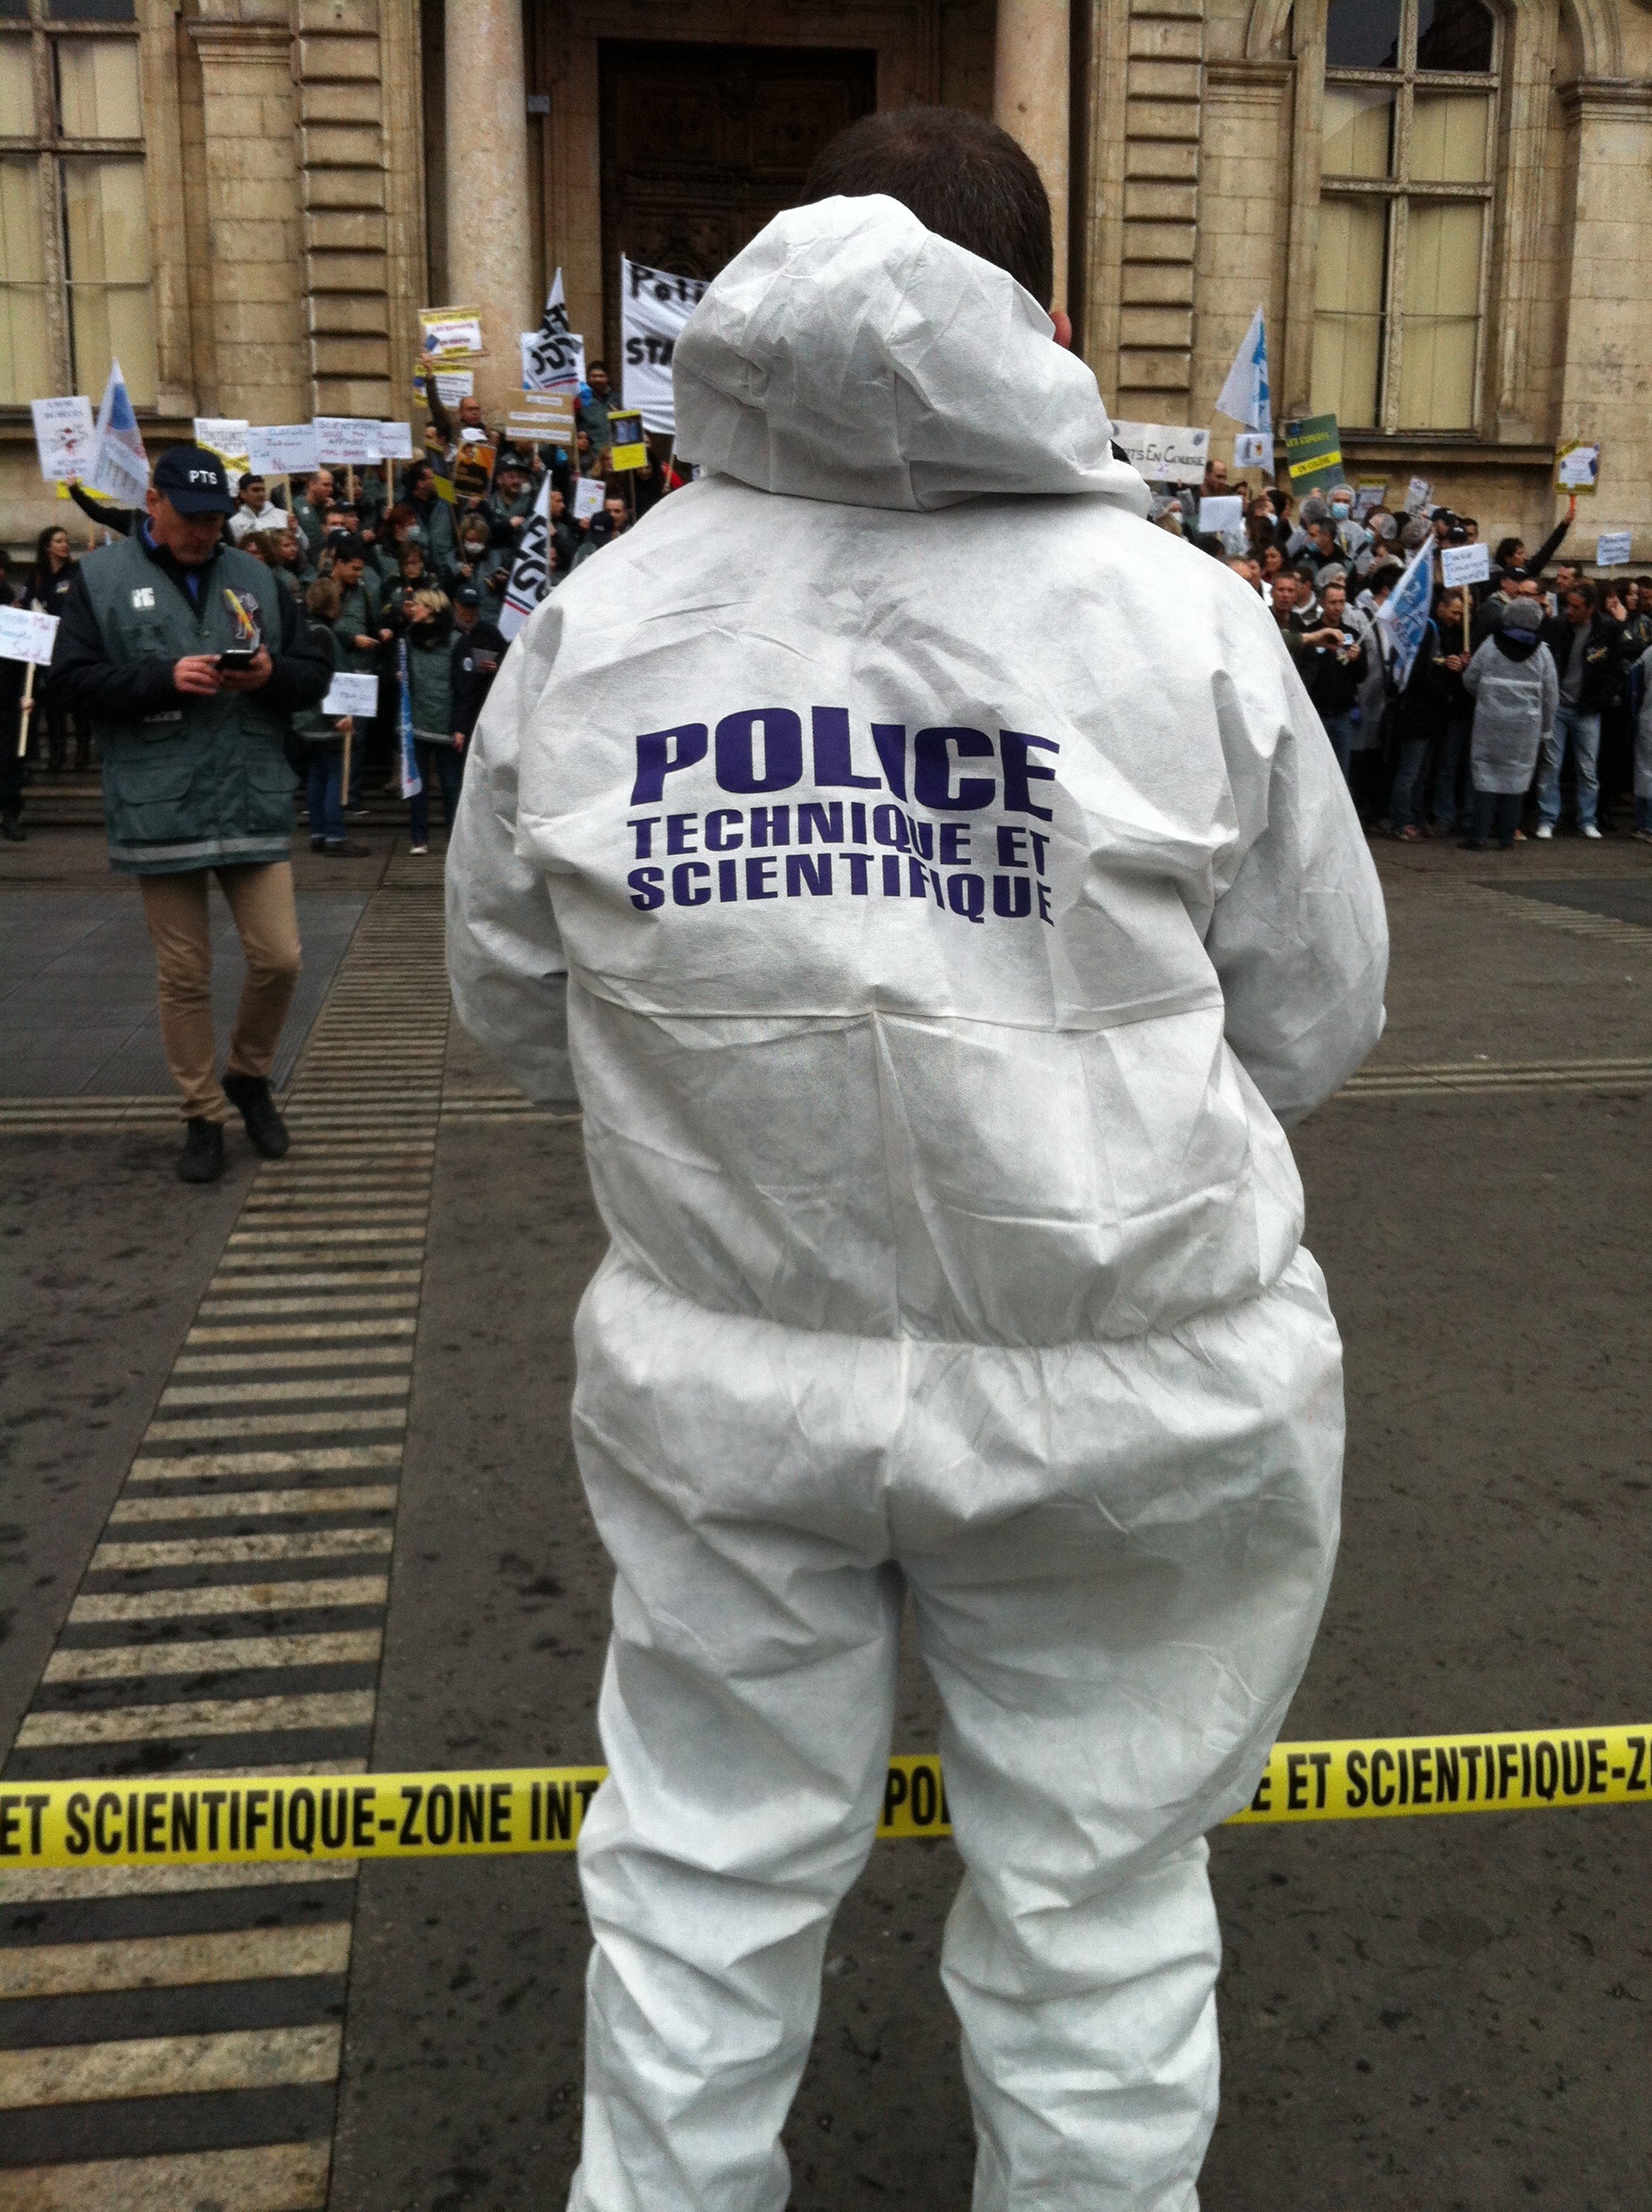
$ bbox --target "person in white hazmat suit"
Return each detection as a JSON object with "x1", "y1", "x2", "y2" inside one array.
[{"x1": 447, "y1": 108, "x2": 1387, "y2": 2212}]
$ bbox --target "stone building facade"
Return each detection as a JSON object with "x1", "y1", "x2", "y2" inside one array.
[{"x1": 3, "y1": 1, "x2": 1649, "y2": 566}]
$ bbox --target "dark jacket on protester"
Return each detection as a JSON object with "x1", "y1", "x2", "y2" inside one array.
[
  {"x1": 1539, "y1": 611, "x2": 1627, "y2": 715},
  {"x1": 1391, "y1": 620, "x2": 1465, "y2": 748},
  {"x1": 67, "y1": 483, "x2": 136, "y2": 538},
  {"x1": 1298, "y1": 620, "x2": 1367, "y2": 719},
  {"x1": 26, "y1": 560, "x2": 78, "y2": 620},
  {"x1": 45, "y1": 524, "x2": 329, "y2": 873},
  {"x1": 451, "y1": 620, "x2": 507, "y2": 740}
]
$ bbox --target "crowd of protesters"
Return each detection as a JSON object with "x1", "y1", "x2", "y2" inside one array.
[
  {"x1": 1167, "y1": 466, "x2": 1652, "y2": 849},
  {"x1": 0, "y1": 362, "x2": 680, "y2": 848},
  {"x1": 5, "y1": 405, "x2": 1652, "y2": 853}
]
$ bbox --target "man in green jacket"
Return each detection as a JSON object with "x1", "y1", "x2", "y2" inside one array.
[{"x1": 45, "y1": 445, "x2": 331, "y2": 1184}]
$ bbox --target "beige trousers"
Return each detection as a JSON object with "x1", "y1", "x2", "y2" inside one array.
[{"x1": 139, "y1": 863, "x2": 302, "y2": 1122}]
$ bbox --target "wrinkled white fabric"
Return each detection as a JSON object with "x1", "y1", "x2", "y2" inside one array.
[{"x1": 446, "y1": 192, "x2": 1387, "y2": 2212}]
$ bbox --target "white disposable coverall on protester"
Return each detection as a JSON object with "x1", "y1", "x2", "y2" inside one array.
[{"x1": 447, "y1": 194, "x2": 1388, "y2": 2212}]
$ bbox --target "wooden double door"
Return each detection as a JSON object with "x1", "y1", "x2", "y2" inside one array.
[{"x1": 599, "y1": 41, "x2": 878, "y2": 364}]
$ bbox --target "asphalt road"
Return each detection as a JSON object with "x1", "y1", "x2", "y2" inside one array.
[{"x1": 3, "y1": 825, "x2": 1649, "y2": 2209}]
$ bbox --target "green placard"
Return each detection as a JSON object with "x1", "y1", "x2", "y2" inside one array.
[{"x1": 1283, "y1": 414, "x2": 1344, "y2": 492}]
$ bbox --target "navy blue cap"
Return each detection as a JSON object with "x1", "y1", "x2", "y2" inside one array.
[
  {"x1": 455, "y1": 584, "x2": 480, "y2": 608},
  {"x1": 154, "y1": 445, "x2": 236, "y2": 515}
]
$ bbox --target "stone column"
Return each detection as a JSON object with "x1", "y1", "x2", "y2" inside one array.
[
  {"x1": 994, "y1": 0, "x2": 1070, "y2": 313},
  {"x1": 445, "y1": 0, "x2": 533, "y2": 421},
  {"x1": 185, "y1": 20, "x2": 307, "y2": 423}
]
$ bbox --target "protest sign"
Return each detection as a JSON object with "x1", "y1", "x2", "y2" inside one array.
[
  {"x1": 0, "y1": 605, "x2": 59, "y2": 667},
  {"x1": 1556, "y1": 441, "x2": 1600, "y2": 494},
  {"x1": 521, "y1": 269, "x2": 583, "y2": 395},
  {"x1": 572, "y1": 476, "x2": 607, "y2": 522},
  {"x1": 88, "y1": 358, "x2": 148, "y2": 506},
  {"x1": 420, "y1": 308, "x2": 484, "y2": 362},
  {"x1": 247, "y1": 424, "x2": 320, "y2": 478},
  {"x1": 506, "y1": 390, "x2": 574, "y2": 446},
  {"x1": 1198, "y1": 495, "x2": 1244, "y2": 538},
  {"x1": 30, "y1": 397, "x2": 96, "y2": 484},
  {"x1": 376, "y1": 422, "x2": 414, "y2": 462},
  {"x1": 433, "y1": 370, "x2": 474, "y2": 405},
  {"x1": 1596, "y1": 530, "x2": 1633, "y2": 569},
  {"x1": 195, "y1": 418, "x2": 252, "y2": 477},
  {"x1": 1403, "y1": 476, "x2": 1432, "y2": 515},
  {"x1": 452, "y1": 440, "x2": 496, "y2": 498},
  {"x1": 1232, "y1": 431, "x2": 1274, "y2": 472},
  {"x1": 321, "y1": 672, "x2": 381, "y2": 718},
  {"x1": 315, "y1": 417, "x2": 383, "y2": 467},
  {"x1": 608, "y1": 410, "x2": 649, "y2": 473},
  {"x1": 1440, "y1": 542, "x2": 1490, "y2": 589},
  {"x1": 1110, "y1": 422, "x2": 1209, "y2": 486},
  {"x1": 499, "y1": 478, "x2": 553, "y2": 642},
  {"x1": 1281, "y1": 414, "x2": 1343, "y2": 492},
  {"x1": 621, "y1": 256, "x2": 709, "y2": 436},
  {"x1": 395, "y1": 638, "x2": 421, "y2": 798},
  {"x1": 1354, "y1": 481, "x2": 1388, "y2": 518}
]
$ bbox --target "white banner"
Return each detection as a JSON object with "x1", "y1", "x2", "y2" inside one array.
[
  {"x1": 88, "y1": 358, "x2": 149, "y2": 506},
  {"x1": 31, "y1": 396, "x2": 96, "y2": 484},
  {"x1": 1232, "y1": 430, "x2": 1274, "y2": 473},
  {"x1": 572, "y1": 475, "x2": 606, "y2": 522},
  {"x1": 433, "y1": 370, "x2": 474, "y2": 405},
  {"x1": 246, "y1": 423, "x2": 320, "y2": 478},
  {"x1": 1440, "y1": 542, "x2": 1490, "y2": 588},
  {"x1": 0, "y1": 605, "x2": 60, "y2": 667},
  {"x1": 195, "y1": 417, "x2": 252, "y2": 477},
  {"x1": 1110, "y1": 421, "x2": 1209, "y2": 486},
  {"x1": 498, "y1": 476, "x2": 553, "y2": 642},
  {"x1": 621, "y1": 256, "x2": 709, "y2": 438},
  {"x1": 321, "y1": 672, "x2": 381, "y2": 718},
  {"x1": 315, "y1": 416, "x2": 383, "y2": 467},
  {"x1": 375, "y1": 421, "x2": 414, "y2": 462}
]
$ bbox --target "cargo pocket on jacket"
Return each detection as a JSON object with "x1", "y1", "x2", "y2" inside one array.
[{"x1": 105, "y1": 737, "x2": 201, "y2": 852}]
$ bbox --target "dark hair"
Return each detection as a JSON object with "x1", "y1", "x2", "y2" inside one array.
[
  {"x1": 330, "y1": 533, "x2": 367, "y2": 564},
  {"x1": 1564, "y1": 578, "x2": 1598, "y2": 611},
  {"x1": 801, "y1": 106, "x2": 1054, "y2": 310},
  {"x1": 33, "y1": 524, "x2": 68, "y2": 569},
  {"x1": 1636, "y1": 576, "x2": 1652, "y2": 592},
  {"x1": 1492, "y1": 535, "x2": 1522, "y2": 568},
  {"x1": 586, "y1": 358, "x2": 608, "y2": 375}
]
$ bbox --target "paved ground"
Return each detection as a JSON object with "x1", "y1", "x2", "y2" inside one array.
[{"x1": 2, "y1": 824, "x2": 1650, "y2": 2209}]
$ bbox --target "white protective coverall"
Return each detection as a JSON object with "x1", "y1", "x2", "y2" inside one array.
[{"x1": 447, "y1": 194, "x2": 1387, "y2": 2212}]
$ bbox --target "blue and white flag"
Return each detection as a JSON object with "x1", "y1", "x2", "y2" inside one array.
[
  {"x1": 1215, "y1": 306, "x2": 1271, "y2": 432},
  {"x1": 1375, "y1": 533, "x2": 1437, "y2": 694},
  {"x1": 396, "y1": 637, "x2": 422, "y2": 800},
  {"x1": 89, "y1": 358, "x2": 148, "y2": 507}
]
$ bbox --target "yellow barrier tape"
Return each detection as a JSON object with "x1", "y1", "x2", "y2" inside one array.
[{"x1": 3, "y1": 1728, "x2": 1646, "y2": 1871}]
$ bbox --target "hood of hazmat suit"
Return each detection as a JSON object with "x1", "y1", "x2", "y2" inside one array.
[{"x1": 449, "y1": 194, "x2": 1387, "y2": 2212}]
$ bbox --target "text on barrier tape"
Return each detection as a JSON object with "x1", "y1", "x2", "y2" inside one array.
[{"x1": 3, "y1": 1726, "x2": 1648, "y2": 1871}]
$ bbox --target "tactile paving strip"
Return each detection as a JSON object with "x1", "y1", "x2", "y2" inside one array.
[{"x1": 0, "y1": 857, "x2": 447, "y2": 2211}]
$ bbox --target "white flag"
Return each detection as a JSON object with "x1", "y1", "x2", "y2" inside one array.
[
  {"x1": 498, "y1": 475, "x2": 553, "y2": 642},
  {"x1": 89, "y1": 358, "x2": 149, "y2": 506},
  {"x1": 1215, "y1": 306, "x2": 1271, "y2": 433},
  {"x1": 621, "y1": 257, "x2": 710, "y2": 438},
  {"x1": 521, "y1": 269, "x2": 583, "y2": 397}
]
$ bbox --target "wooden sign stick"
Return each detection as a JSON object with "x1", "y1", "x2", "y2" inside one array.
[{"x1": 16, "y1": 661, "x2": 37, "y2": 760}]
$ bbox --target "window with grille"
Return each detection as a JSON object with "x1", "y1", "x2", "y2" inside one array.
[
  {"x1": 1312, "y1": 0, "x2": 1497, "y2": 433},
  {"x1": 0, "y1": 0, "x2": 154, "y2": 408}
]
